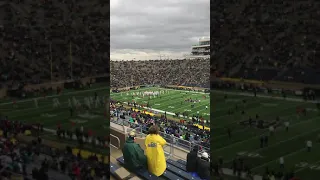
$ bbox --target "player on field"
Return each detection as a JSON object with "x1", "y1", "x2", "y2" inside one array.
[
  {"x1": 269, "y1": 125, "x2": 274, "y2": 136},
  {"x1": 95, "y1": 97, "x2": 100, "y2": 108},
  {"x1": 68, "y1": 98, "x2": 72, "y2": 108},
  {"x1": 284, "y1": 121, "x2": 289, "y2": 132},
  {"x1": 72, "y1": 97, "x2": 78, "y2": 107},
  {"x1": 34, "y1": 98, "x2": 38, "y2": 108},
  {"x1": 306, "y1": 140, "x2": 312, "y2": 152},
  {"x1": 53, "y1": 98, "x2": 60, "y2": 108},
  {"x1": 279, "y1": 157, "x2": 284, "y2": 169}
]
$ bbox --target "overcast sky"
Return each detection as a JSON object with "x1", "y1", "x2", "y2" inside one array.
[{"x1": 110, "y1": 0, "x2": 210, "y2": 60}]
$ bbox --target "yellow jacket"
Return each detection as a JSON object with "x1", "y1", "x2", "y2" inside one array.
[{"x1": 145, "y1": 134, "x2": 167, "y2": 176}]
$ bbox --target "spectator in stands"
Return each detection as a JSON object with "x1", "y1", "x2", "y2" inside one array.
[
  {"x1": 196, "y1": 152, "x2": 210, "y2": 180},
  {"x1": 145, "y1": 125, "x2": 167, "y2": 177},
  {"x1": 186, "y1": 145, "x2": 200, "y2": 173},
  {"x1": 122, "y1": 130, "x2": 147, "y2": 172}
]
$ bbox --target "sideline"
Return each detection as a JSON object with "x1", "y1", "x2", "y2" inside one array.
[
  {"x1": 212, "y1": 90, "x2": 318, "y2": 103},
  {"x1": 0, "y1": 87, "x2": 108, "y2": 106}
]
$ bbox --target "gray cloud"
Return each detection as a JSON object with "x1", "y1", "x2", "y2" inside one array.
[{"x1": 111, "y1": 0, "x2": 210, "y2": 60}]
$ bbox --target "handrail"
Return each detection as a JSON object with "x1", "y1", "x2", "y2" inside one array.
[{"x1": 110, "y1": 134, "x2": 120, "y2": 149}]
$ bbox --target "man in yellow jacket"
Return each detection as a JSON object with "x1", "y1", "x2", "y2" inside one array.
[{"x1": 145, "y1": 125, "x2": 167, "y2": 176}]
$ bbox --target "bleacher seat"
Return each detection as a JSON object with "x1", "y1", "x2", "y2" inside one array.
[
  {"x1": 177, "y1": 159, "x2": 187, "y2": 166},
  {"x1": 166, "y1": 163, "x2": 201, "y2": 180},
  {"x1": 129, "y1": 177, "x2": 142, "y2": 180},
  {"x1": 117, "y1": 156, "x2": 183, "y2": 180},
  {"x1": 167, "y1": 159, "x2": 186, "y2": 171},
  {"x1": 110, "y1": 163, "x2": 120, "y2": 176}
]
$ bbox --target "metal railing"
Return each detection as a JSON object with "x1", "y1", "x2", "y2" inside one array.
[{"x1": 110, "y1": 134, "x2": 121, "y2": 149}]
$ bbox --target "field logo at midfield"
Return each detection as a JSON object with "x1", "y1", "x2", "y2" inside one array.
[
  {"x1": 296, "y1": 162, "x2": 320, "y2": 170},
  {"x1": 70, "y1": 119, "x2": 88, "y2": 124},
  {"x1": 78, "y1": 113, "x2": 100, "y2": 119},
  {"x1": 168, "y1": 106, "x2": 175, "y2": 109},
  {"x1": 237, "y1": 151, "x2": 263, "y2": 158},
  {"x1": 41, "y1": 113, "x2": 57, "y2": 118}
]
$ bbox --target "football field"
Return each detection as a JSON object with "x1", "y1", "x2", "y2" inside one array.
[
  {"x1": 0, "y1": 84, "x2": 109, "y2": 138},
  {"x1": 212, "y1": 90, "x2": 320, "y2": 179},
  {"x1": 110, "y1": 87, "x2": 210, "y2": 123}
]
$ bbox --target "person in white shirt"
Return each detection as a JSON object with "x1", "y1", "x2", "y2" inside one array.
[
  {"x1": 306, "y1": 140, "x2": 312, "y2": 152},
  {"x1": 269, "y1": 126, "x2": 274, "y2": 136},
  {"x1": 284, "y1": 121, "x2": 289, "y2": 132},
  {"x1": 279, "y1": 157, "x2": 284, "y2": 168}
]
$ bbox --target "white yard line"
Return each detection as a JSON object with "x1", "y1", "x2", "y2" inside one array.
[
  {"x1": 0, "y1": 87, "x2": 108, "y2": 106},
  {"x1": 295, "y1": 160, "x2": 320, "y2": 173},
  {"x1": 124, "y1": 102, "x2": 210, "y2": 123},
  {"x1": 213, "y1": 116, "x2": 320, "y2": 152},
  {"x1": 212, "y1": 90, "x2": 318, "y2": 103},
  {"x1": 224, "y1": 127, "x2": 320, "y2": 163},
  {"x1": 251, "y1": 149, "x2": 305, "y2": 170}
]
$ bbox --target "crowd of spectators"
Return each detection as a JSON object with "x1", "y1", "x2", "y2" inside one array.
[
  {"x1": 0, "y1": 0, "x2": 108, "y2": 89},
  {"x1": 110, "y1": 101, "x2": 210, "y2": 149},
  {"x1": 211, "y1": 0, "x2": 320, "y2": 84},
  {"x1": 110, "y1": 58, "x2": 210, "y2": 88},
  {"x1": 0, "y1": 116, "x2": 109, "y2": 180}
]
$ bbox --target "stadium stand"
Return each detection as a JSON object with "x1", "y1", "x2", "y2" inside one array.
[
  {"x1": 211, "y1": 0, "x2": 320, "y2": 84},
  {"x1": 110, "y1": 59, "x2": 209, "y2": 88},
  {"x1": 0, "y1": 118, "x2": 109, "y2": 180},
  {"x1": 0, "y1": 0, "x2": 108, "y2": 88}
]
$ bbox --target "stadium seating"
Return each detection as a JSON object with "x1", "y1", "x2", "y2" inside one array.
[
  {"x1": 0, "y1": 0, "x2": 108, "y2": 87},
  {"x1": 117, "y1": 156, "x2": 202, "y2": 180},
  {"x1": 211, "y1": 0, "x2": 320, "y2": 84},
  {"x1": 110, "y1": 59, "x2": 209, "y2": 88},
  {"x1": 177, "y1": 159, "x2": 187, "y2": 166}
]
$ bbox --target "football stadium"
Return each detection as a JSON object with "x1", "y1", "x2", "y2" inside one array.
[
  {"x1": 110, "y1": 38, "x2": 211, "y2": 179},
  {"x1": 211, "y1": 1, "x2": 320, "y2": 180},
  {"x1": 0, "y1": 1, "x2": 109, "y2": 179}
]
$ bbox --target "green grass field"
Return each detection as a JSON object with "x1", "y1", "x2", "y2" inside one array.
[
  {"x1": 212, "y1": 90, "x2": 320, "y2": 179},
  {"x1": 110, "y1": 87, "x2": 210, "y2": 123},
  {"x1": 0, "y1": 84, "x2": 109, "y2": 138}
]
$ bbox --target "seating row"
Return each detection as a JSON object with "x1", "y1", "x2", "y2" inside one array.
[{"x1": 111, "y1": 157, "x2": 201, "y2": 180}]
